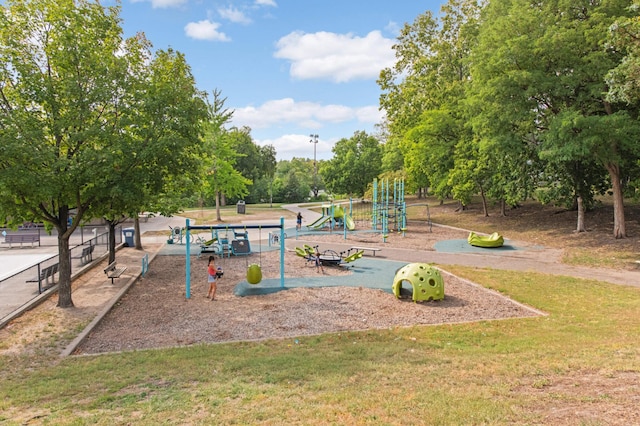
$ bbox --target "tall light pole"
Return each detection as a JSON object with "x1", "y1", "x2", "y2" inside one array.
[{"x1": 309, "y1": 134, "x2": 319, "y2": 198}]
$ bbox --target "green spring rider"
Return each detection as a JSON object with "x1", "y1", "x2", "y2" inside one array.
[{"x1": 392, "y1": 263, "x2": 444, "y2": 302}]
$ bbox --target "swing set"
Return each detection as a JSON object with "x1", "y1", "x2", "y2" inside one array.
[{"x1": 183, "y1": 217, "x2": 286, "y2": 299}]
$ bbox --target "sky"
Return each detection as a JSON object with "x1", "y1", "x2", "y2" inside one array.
[{"x1": 112, "y1": 0, "x2": 445, "y2": 161}]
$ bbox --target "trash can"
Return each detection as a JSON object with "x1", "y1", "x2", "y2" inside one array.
[
  {"x1": 236, "y1": 200, "x2": 246, "y2": 214},
  {"x1": 123, "y1": 227, "x2": 135, "y2": 247}
]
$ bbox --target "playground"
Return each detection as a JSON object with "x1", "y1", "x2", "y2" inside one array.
[{"x1": 74, "y1": 219, "x2": 544, "y2": 354}]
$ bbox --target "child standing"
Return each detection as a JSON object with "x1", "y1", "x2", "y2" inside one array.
[
  {"x1": 296, "y1": 212, "x2": 303, "y2": 230},
  {"x1": 207, "y1": 255, "x2": 217, "y2": 300}
]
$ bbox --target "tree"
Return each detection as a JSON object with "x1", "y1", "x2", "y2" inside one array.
[
  {"x1": 225, "y1": 128, "x2": 277, "y2": 205},
  {"x1": 202, "y1": 91, "x2": 251, "y2": 221},
  {"x1": 272, "y1": 158, "x2": 312, "y2": 203},
  {"x1": 403, "y1": 109, "x2": 460, "y2": 202},
  {"x1": 379, "y1": 0, "x2": 482, "y2": 201},
  {"x1": 377, "y1": 120, "x2": 405, "y2": 175},
  {"x1": 227, "y1": 127, "x2": 257, "y2": 203},
  {"x1": 321, "y1": 131, "x2": 382, "y2": 197},
  {"x1": 95, "y1": 47, "x2": 208, "y2": 257},
  {"x1": 607, "y1": 4, "x2": 640, "y2": 103},
  {"x1": 378, "y1": 11, "x2": 439, "y2": 138},
  {"x1": 0, "y1": 0, "x2": 157, "y2": 307},
  {"x1": 470, "y1": 0, "x2": 640, "y2": 237},
  {"x1": 258, "y1": 144, "x2": 277, "y2": 206}
]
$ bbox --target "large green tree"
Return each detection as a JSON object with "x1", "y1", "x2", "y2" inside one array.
[
  {"x1": 379, "y1": 0, "x2": 482, "y2": 199},
  {"x1": 470, "y1": 0, "x2": 640, "y2": 238},
  {"x1": 0, "y1": 0, "x2": 161, "y2": 307}
]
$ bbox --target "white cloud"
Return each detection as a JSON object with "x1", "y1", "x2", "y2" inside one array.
[
  {"x1": 255, "y1": 134, "x2": 334, "y2": 161},
  {"x1": 131, "y1": 0, "x2": 187, "y2": 8},
  {"x1": 218, "y1": 6, "x2": 252, "y2": 24},
  {"x1": 355, "y1": 105, "x2": 385, "y2": 123},
  {"x1": 255, "y1": 0, "x2": 277, "y2": 6},
  {"x1": 274, "y1": 30, "x2": 395, "y2": 82},
  {"x1": 184, "y1": 20, "x2": 230, "y2": 42},
  {"x1": 385, "y1": 21, "x2": 402, "y2": 37},
  {"x1": 231, "y1": 98, "x2": 380, "y2": 130}
]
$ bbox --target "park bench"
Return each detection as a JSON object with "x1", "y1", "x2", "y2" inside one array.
[
  {"x1": 72, "y1": 245, "x2": 94, "y2": 265},
  {"x1": 104, "y1": 261, "x2": 127, "y2": 284},
  {"x1": 3, "y1": 233, "x2": 40, "y2": 248},
  {"x1": 348, "y1": 246, "x2": 382, "y2": 257},
  {"x1": 26, "y1": 263, "x2": 59, "y2": 291}
]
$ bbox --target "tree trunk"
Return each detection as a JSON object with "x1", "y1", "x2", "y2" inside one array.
[
  {"x1": 576, "y1": 195, "x2": 586, "y2": 233},
  {"x1": 134, "y1": 216, "x2": 143, "y2": 250},
  {"x1": 108, "y1": 221, "x2": 117, "y2": 263},
  {"x1": 480, "y1": 186, "x2": 488, "y2": 217},
  {"x1": 57, "y1": 230, "x2": 74, "y2": 308},
  {"x1": 215, "y1": 191, "x2": 222, "y2": 221},
  {"x1": 606, "y1": 162, "x2": 626, "y2": 239},
  {"x1": 500, "y1": 199, "x2": 506, "y2": 217}
]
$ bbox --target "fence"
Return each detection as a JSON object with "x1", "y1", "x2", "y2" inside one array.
[
  {"x1": 0, "y1": 225, "x2": 108, "y2": 248},
  {"x1": 0, "y1": 226, "x2": 122, "y2": 322}
]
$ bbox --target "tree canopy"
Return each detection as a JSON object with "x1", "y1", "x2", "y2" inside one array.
[
  {"x1": 0, "y1": 0, "x2": 208, "y2": 306},
  {"x1": 321, "y1": 131, "x2": 382, "y2": 197},
  {"x1": 378, "y1": 0, "x2": 640, "y2": 238}
]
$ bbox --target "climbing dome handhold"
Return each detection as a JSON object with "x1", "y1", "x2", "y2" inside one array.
[
  {"x1": 392, "y1": 263, "x2": 444, "y2": 302},
  {"x1": 246, "y1": 264, "x2": 262, "y2": 285}
]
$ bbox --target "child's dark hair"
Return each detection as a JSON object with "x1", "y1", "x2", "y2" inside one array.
[{"x1": 208, "y1": 255, "x2": 215, "y2": 263}]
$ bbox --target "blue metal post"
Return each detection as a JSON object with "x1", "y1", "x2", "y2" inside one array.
[
  {"x1": 372, "y1": 178, "x2": 378, "y2": 230},
  {"x1": 185, "y1": 219, "x2": 191, "y2": 299},
  {"x1": 280, "y1": 216, "x2": 285, "y2": 288}
]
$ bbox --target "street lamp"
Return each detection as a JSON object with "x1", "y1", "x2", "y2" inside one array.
[{"x1": 309, "y1": 134, "x2": 319, "y2": 198}]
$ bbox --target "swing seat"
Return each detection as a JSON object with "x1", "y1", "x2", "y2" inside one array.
[
  {"x1": 232, "y1": 239, "x2": 251, "y2": 255},
  {"x1": 247, "y1": 263, "x2": 262, "y2": 284}
]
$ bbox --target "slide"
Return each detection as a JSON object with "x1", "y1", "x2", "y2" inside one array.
[
  {"x1": 308, "y1": 215, "x2": 332, "y2": 229},
  {"x1": 344, "y1": 214, "x2": 355, "y2": 231},
  {"x1": 306, "y1": 215, "x2": 326, "y2": 228}
]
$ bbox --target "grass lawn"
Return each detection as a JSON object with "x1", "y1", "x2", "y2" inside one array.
[{"x1": 1, "y1": 199, "x2": 639, "y2": 424}]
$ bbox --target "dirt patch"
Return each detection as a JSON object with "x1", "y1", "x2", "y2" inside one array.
[{"x1": 514, "y1": 370, "x2": 640, "y2": 425}]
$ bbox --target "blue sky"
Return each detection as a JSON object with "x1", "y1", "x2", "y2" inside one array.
[{"x1": 113, "y1": 0, "x2": 445, "y2": 160}]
